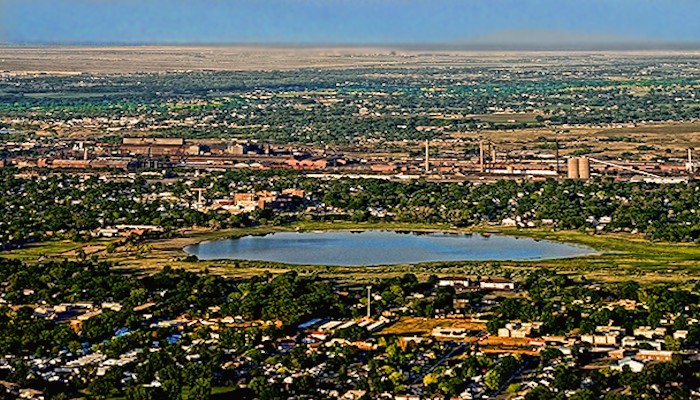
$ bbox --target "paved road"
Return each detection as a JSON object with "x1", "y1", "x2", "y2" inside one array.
[{"x1": 411, "y1": 343, "x2": 468, "y2": 385}]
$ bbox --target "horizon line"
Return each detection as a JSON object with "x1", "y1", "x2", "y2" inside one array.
[{"x1": 4, "y1": 40, "x2": 700, "y2": 52}]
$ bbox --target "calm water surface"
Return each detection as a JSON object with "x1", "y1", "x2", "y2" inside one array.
[{"x1": 183, "y1": 231, "x2": 596, "y2": 266}]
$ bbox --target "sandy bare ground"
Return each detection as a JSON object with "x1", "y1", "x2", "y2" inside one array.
[
  {"x1": 2, "y1": 46, "x2": 700, "y2": 74},
  {"x1": 60, "y1": 244, "x2": 105, "y2": 256}
]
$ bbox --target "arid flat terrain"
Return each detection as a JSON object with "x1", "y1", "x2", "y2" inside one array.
[{"x1": 2, "y1": 46, "x2": 700, "y2": 73}]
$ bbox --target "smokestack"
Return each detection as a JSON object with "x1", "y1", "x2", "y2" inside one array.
[
  {"x1": 491, "y1": 146, "x2": 497, "y2": 165},
  {"x1": 479, "y1": 141, "x2": 485, "y2": 173},
  {"x1": 688, "y1": 149, "x2": 694, "y2": 174},
  {"x1": 83, "y1": 148, "x2": 88, "y2": 161},
  {"x1": 555, "y1": 140, "x2": 560, "y2": 174},
  {"x1": 425, "y1": 139, "x2": 430, "y2": 174}
]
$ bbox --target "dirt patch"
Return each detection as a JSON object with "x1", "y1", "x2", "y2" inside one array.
[{"x1": 377, "y1": 317, "x2": 486, "y2": 336}]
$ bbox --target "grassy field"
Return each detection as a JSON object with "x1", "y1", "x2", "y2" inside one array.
[
  {"x1": 4, "y1": 222, "x2": 700, "y2": 283},
  {"x1": 488, "y1": 228, "x2": 700, "y2": 282},
  {"x1": 1, "y1": 240, "x2": 110, "y2": 262},
  {"x1": 448, "y1": 121, "x2": 700, "y2": 160},
  {"x1": 106, "y1": 385, "x2": 236, "y2": 400}
]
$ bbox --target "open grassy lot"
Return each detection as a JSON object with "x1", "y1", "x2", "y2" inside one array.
[
  {"x1": 487, "y1": 228, "x2": 700, "y2": 283},
  {"x1": 2, "y1": 239, "x2": 111, "y2": 262},
  {"x1": 448, "y1": 121, "x2": 700, "y2": 160},
  {"x1": 106, "y1": 385, "x2": 236, "y2": 400}
]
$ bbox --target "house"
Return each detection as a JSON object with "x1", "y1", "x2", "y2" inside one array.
[
  {"x1": 342, "y1": 390, "x2": 367, "y2": 399},
  {"x1": 633, "y1": 326, "x2": 667, "y2": 339},
  {"x1": 480, "y1": 278, "x2": 515, "y2": 291},
  {"x1": 581, "y1": 333, "x2": 619, "y2": 346},
  {"x1": 453, "y1": 298, "x2": 471, "y2": 310},
  {"x1": 673, "y1": 330, "x2": 688, "y2": 340},
  {"x1": 92, "y1": 227, "x2": 119, "y2": 238},
  {"x1": 438, "y1": 277, "x2": 471, "y2": 288},
  {"x1": 498, "y1": 322, "x2": 543, "y2": 338},
  {"x1": 596, "y1": 326, "x2": 626, "y2": 335},
  {"x1": 501, "y1": 217, "x2": 517, "y2": 227},
  {"x1": 635, "y1": 350, "x2": 674, "y2": 362},
  {"x1": 610, "y1": 357, "x2": 645, "y2": 373},
  {"x1": 608, "y1": 349, "x2": 635, "y2": 359},
  {"x1": 19, "y1": 388, "x2": 45, "y2": 400}
]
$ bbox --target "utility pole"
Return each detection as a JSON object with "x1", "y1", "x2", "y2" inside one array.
[{"x1": 366, "y1": 285, "x2": 372, "y2": 319}]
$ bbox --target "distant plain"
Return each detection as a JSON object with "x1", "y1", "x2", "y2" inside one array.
[{"x1": 2, "y1": 46, "x2": 700, "y2": 73}]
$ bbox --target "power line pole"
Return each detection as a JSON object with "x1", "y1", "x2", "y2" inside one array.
[{"x1": 366, "y1": 285, "x2": 372, "y2": 319}]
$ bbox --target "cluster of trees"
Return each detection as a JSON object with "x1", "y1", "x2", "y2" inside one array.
[
  {"x1": 218, "y1": 271, "x2": 344, "y2": 327},
  {"x1": 4, "y1": 254, "x2": 700, "y2": 398},
  {"x1": 312, "y1": 176, "x2": 700, "y2": 242},
  {"x1": 485, "y1": 269, "x2": 700, "y2": 343},
  {"x1": 0, "y1": 258, "x2": 358, "y2": 398},
  {"x1": 422, "y1": 353, "x2": 494, "y2": 397},
  {"x1": 526, "y1": 359, "x2": 698, "y2": 400},
  {"x1": 6, "y1": 167, "x2": 700, "y2": 248},
  {"x1": 0, "y1": 171, "x2": 263, "y2": 247}
]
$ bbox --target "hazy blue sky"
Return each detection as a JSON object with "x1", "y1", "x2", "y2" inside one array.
[{"x1": 2, "y1": 0, "x2": 700, "y2": 45}]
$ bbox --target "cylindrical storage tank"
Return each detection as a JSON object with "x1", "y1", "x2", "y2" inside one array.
[
  {"x1": 567, "y1": 158, "x2": 580, "y2": 179},
  {"x1": 578, "y1": 157, "x2": 590, "y2": 180}
]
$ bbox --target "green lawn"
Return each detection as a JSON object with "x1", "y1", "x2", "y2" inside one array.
[{"x1": 106, "y1": 386, "x2": 237, "y2": 400}]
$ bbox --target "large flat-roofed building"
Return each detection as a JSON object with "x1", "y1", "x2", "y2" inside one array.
[
  {"x1": 121, "y1": 137, "x2": 187, "y2": 157},
  {"x1": 122, "y1": 137, "x2": 184, "y2": 146}
]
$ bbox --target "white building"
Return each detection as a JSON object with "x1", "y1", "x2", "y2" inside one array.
[
  {"x1": 611, "y1": 357, "x2": 645, "y2": 373},
  {"x1": 438, "y1": 277, "x2": 471, "y2": 287},
  {"x1": 480, "y1": 278, "x2": 515, "y2": 291}
]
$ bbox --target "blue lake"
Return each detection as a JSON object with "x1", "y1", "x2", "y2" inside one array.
[{"x1": 183, "y1": 230, "x2": 596, "y2": 266}]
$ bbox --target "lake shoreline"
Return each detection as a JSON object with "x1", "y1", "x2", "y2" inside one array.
[{"x1": 183, "y1": 229, "x2": 599, "y2": 266}]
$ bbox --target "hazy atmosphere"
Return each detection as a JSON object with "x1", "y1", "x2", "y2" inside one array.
[{"x1": 2, "y1": 0, "x2": 700, "y2": 46}]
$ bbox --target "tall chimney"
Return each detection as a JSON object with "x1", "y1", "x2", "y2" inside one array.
[
  {"x1": 479, "y1": 141, "x2": 485, "y2": 173},
  {"x1": 688, "y1": 148, "x2": 694, "y2": 173},
  {"x1": 425, "y1": 139, "x2": 430, "y2": 174}
]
